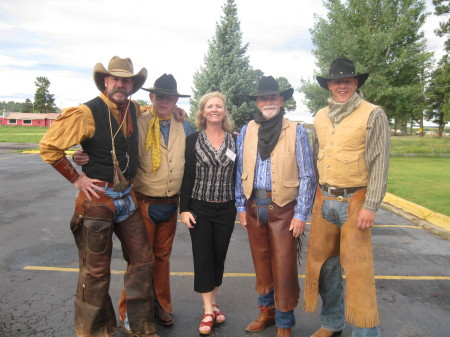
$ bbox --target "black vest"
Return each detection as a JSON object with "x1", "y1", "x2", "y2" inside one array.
[{"x1": 81, "y1": 97, "x2": 138, "y2": 182}]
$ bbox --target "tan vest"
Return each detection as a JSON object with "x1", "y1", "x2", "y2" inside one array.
[
  {"x1": 314, "y1": 99, "x2": 376, "y2": 188},
  {"x1": 242, "y1": 119, "x2": 299, "y2": 207},
  {"x1": 133, "y1": 111, "x2": 186, "y2": 197}
]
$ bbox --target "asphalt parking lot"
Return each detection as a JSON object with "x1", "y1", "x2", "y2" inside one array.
[{"x1": 0, "y1": 150, "x2": 449, "y2": 337}]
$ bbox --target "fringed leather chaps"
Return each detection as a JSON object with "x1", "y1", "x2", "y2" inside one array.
[
  {"x1": 304, "y1": 187, "x2": 380, "y2": 328},
  {"x1": 246, "y1": 199, "x2": 299, "y2": 312},
  {"x1": 119, "y1": 194, "x2": 177, "y2": 321}
]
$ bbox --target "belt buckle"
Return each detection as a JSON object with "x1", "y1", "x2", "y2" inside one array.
[{"x1": 327, "y1": 186, "x2": 338, "y2": 195}]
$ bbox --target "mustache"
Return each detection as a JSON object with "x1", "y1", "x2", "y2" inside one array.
[
  {"x1": 262, "y1": 105, "x2": 278, "y2": 110},
  {"x1": 108, "y1": 88, "x2": 130, "y2": 96}
]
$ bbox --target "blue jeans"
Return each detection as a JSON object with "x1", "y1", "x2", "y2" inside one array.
[
  {"x1": 253, "y1": 196, "x2": 295, "y2": 329},
  {"x1": 103, "y1": 185, "x2": 136, "y2": 222},
  {"x1": 319, "y1": 190, "x2": 380, "y2": 337}
]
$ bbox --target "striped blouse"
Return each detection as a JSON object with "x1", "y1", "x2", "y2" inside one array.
[{"x1": 191, "y1": 131, "x2": 236, "y2": 202}]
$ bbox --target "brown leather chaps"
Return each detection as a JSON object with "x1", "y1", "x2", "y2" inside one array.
[
  {"x1": 70, "y1": 190, "x2": 155, "y2": 337},
  {"x1": 119, "y1": 192, "x2": 177, "y2": 321},
  {"x1": 246, "y1": 199, "x2": 299, "y2": 312},
  {"x1": 304, "y1": 187, "x2": 380, "y2": 328}
]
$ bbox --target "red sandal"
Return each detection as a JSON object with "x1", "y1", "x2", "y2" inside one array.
[
  {"x1": 212, "y1": 304, "x2": 225, "y2": 324},
  {"x1": 199, "y1": 313, "x2": 215, "y2": 335}
]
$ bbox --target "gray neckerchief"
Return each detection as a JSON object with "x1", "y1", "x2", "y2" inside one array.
[{"x1": 327, "y1": 92, "x2": 362, "y2": 127}]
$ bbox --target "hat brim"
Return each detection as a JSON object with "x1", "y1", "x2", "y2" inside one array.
[
  {"x1": 93, "y1": 63, "x2": 148, "y2": 95},
  {"x1": 141, "y1": 87, "x2": 190, "y2": 98},
  {"x1": 316, "y1": 73, "x2": 369, "y2": 90},
  {"x1": 248, "y1": 87, "x2": 294, "y2": 101}
]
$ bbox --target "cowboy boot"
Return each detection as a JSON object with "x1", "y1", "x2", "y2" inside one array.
[
  {"x1": 310, "y1": 327, "x2": 342, "y2": 337},
  {"x1": 245, "y1": 305, "x2": 275, "y2": 332},
  {"x1": 277, "y1": 328, "x2": 292, "y2": 337}
]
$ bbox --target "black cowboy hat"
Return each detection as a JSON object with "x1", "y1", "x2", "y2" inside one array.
[
  {"x1": 93, "y1": 56, "x2": 147, "y2": 95},
  {"x1": 316, "y1": 58, "x2": 369, "y2": 90},
  {"x1": 141, "y1": 73, "x2": 190, "y2": 97},
  {"x1": 248, "y1": 76, "x2": 294, "y2": 101}
]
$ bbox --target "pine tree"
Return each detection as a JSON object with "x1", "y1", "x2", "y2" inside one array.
[
  {"x1": 34, "y1": 76, "x2": 57, "y2": 113},
  {"x1": 190, "y1": 0, "x2": 257, "y2": 130},
  {"x1": 299, "y1": 0, "x2": 432, "y2": 133}
]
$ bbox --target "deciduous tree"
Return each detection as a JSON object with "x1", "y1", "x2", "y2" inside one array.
[{"x1": 299, "y1": 0, "x2": 431, "y2": 133}]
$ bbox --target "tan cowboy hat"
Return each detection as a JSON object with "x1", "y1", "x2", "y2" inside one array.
[{"x1": 93, "y1": 56, "x2": 147, "y2": 95}]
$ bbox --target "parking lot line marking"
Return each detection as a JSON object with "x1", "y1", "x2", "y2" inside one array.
[{"x1": 22, "y1": 266, "x2": 450, "y2": 280}]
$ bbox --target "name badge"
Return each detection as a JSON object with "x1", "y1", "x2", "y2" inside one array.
[{"x1": 226, "y1": 148, "x2": 236, "y2": 162}]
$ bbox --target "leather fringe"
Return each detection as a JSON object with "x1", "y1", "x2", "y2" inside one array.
[{"x1": 345, "y1": 310, "x2": 380, "y2": 328}]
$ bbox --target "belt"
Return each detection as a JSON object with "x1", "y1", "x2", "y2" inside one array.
[
  {"x1": 253, "y1": 189, "x2": 272, "y2": 199},
  {"x1": 320, "y1": 184, "x2": 365, "y2": 197},
  {"x1": 136, "y1": 192, "x2": 179, "y2": 205},
  {"x1": 94, "y1": 180, "x2": 132, "y2": 189}
]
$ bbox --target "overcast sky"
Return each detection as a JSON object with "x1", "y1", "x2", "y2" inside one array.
[{"x1": 0, "y1": 0, "x2": 446, "y2": 124}]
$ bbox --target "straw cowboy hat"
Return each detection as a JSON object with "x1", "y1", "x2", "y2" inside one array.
[
  {"x1": 93, "y1": 56, "x2": 147, "y2": 94},
  {"x1": 141, "y1": 73, "x2": 190, "y2": 97},
  {"x1": 248, "y1": 76, "x2": 294, "y2": 101},
  {"x1": 316, "y1": 58, "x2": 369, "y2": 90}
]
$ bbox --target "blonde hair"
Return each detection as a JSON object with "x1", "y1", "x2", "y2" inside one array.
[{"x1": 195, "y1": 91, "x2": 234, "y2": 132}]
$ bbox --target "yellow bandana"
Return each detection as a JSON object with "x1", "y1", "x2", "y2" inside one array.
[{"x1": 145, "y1": 106, "x2": 171, "y2": 172}]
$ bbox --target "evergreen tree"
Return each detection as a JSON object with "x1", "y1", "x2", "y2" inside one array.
[
  {"x1": 277, "y1": 76, "x2": 297, "y2": 112},
  {"x1": 299, "y1": 0, "x2": 431, "y2": 133},
  {"x1": 191, "y1": 0, "x2": 256, "y2": 130},
  {"x1": 34, "y1": 76, "x2": 57, "y2": 113},
  {"x1": 21, "y1": 99, "x2": 34, "y2": 113}
]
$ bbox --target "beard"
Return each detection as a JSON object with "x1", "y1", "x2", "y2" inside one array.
[{"x1": 261, "y1": 105, "x2": 280, "y2": 119}]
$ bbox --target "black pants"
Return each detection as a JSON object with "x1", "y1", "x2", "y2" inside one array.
[{"x1": 189, "y1": 199, "x2": 236, "y2": 293}]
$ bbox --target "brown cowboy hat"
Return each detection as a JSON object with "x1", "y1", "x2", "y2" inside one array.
[
  {"x1": 316, "y1": 58, "x2": 369, "y2": 90},
  {"x1": 141, "y1": 73, "x2": 190, "y2": 97},
  {"x1": 248, "y1": 76, "x2": 294, "y2": 101},
  {"x1": 93, "y1": 56, "x2": 147, "y2": 95}
]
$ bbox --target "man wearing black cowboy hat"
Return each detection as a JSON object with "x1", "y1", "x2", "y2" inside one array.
[
  {"x1": 117, "y1": 73, "x2": 196, "y2": 329},
  {"x1": 304, "y1": 58, "x2": 390, "y2": 337},
  {"x1": 235, "y1": 76, "x2": 316, "y2": 337},
  {"x1": 40, "y1": 56, "x2": 158, "y2": 337}
]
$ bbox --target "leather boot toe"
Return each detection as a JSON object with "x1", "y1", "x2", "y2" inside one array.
[
  {"x1": 310, "y1": 327, "x2": 342, "y2": 337},
  {"x1": 277, "y1": 327, "x2": 291, "y2": 337},
  {"x1": 245, "y1": 305, "x2": 275, "y2": 332}
]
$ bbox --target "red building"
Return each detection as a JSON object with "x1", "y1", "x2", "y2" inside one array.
[{"x1": 0, "y1": 112, "x2": 60, "y2": 127}]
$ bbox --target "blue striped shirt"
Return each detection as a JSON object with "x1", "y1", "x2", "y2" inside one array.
[{"x1": 235, "y1": 122, "x2": 316, "y2": 222}]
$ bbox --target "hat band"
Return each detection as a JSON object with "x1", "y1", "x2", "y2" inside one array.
[{"x1": 108, "y1": 69, "x2": 135, "y2": 77}]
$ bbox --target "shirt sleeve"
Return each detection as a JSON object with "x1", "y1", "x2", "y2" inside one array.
[
  {"x1": 234, "y1": 124, "x2": 248, "y2": 213},
  {"x1": 363, "y1": 107, "x2": 390, "y2": 212},
  {"x1": 179, "y1": 133, "x2": 198, "y2": 213},
  {"x1": 293, "y1": 124, "x2": 317, "y2": 221},
  {"x1": 40, "y1": 105, "x2": 95, "y2": 164}
]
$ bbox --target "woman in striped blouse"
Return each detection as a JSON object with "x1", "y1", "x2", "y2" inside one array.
[{"x1": 180, "y1": 92, "x2": 237, "y2": 335}]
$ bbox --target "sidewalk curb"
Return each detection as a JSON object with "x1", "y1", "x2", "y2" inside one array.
[{"x1": 383, "y1": 193, "x2": 450, "y2": 233}]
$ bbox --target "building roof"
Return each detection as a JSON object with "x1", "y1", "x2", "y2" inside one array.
[{"x1": 2, "y1": 112, "x2": 60, "y2": 120}]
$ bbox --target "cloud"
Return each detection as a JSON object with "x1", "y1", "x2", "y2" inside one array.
[{"x1": 0, "y1": 0, "x2": 446, "y2": 127}]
